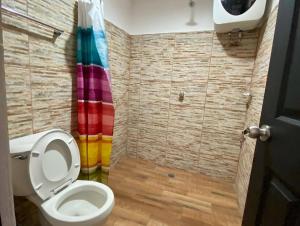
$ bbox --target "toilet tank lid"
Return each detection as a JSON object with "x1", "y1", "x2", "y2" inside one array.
[{"x1": 10, "y1": 129, "x2": 65, "y2": 154}]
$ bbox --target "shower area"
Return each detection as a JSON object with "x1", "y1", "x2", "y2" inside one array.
[{"x1": 0, "y1": 0, "x2": 279, "y2": 225}]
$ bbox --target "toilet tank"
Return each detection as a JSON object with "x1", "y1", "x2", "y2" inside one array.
[
  {"x1": 213, "y1": 0, "x2": 267, "y2": 33},
  {"x1": 10, "y1": 155, "x2": 33, "y2": 196},
  {"x1": 9, "y1": 132, "x2": 49, "y2": 196}
]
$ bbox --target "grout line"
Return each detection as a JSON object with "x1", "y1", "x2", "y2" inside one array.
[
  {"x1": 125, "y1": 34, "x2": 131, "y2": 157},
  {"x1": 235, "y1": 29, "x2": 260, "y2": 182},
  {"x1": 132, "y1": 36, "x2": 142, "y2": 159},
  {"x1": 135, "y1": 36, "x2": 142, "y2": 160},
  {"x1": 164, "y1": 34, "x2": 176, "y2": 165},
  {"x1": 197, "y1": 31, "x2": 214, "y2": 171},
  {"x1": 26, "y1": 0, "x2": 34, "y2": 135}
]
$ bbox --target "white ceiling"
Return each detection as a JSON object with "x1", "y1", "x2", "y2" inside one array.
[
  {"x1": 104, "y1": 0, "x2": 213, "y2": 35},
  {"x1": 103, "y1": 0, "x2": 279, "y2": 35}
]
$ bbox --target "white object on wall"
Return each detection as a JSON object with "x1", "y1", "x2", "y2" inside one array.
[{"x1": 213, "y1": 0, "x2": 267, "y2": 33}]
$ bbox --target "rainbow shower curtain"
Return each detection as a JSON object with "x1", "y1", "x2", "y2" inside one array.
[{"x1": 77, "y1": 0, "x2": 114, "y2": 176}]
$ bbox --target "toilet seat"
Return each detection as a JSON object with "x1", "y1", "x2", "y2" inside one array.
[
  {"x1": 41, "y1": 180, "x2": 114, "y2": 226},
  {"x1": 28, "y1": 130, "x2": 81, "y2": 200}
]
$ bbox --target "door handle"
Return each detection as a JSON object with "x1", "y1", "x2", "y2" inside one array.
[{"x1": 243, "y1": 125, "x2": 271, "y2": 142}]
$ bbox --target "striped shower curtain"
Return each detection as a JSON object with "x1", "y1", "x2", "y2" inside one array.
[{"x1": 77, "y1": 0, "x2": 114, "y2": 178}]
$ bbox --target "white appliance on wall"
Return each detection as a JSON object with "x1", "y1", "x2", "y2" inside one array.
[{"x1": 213, "y1": 0, "x2": 267, "y2": 33}]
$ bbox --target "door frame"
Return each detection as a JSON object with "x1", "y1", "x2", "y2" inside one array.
[{"x1": 0, "y1": 1, "x2": 16, "y2": 225}]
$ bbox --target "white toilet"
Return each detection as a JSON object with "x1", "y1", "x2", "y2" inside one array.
[{"x1": 9, "y1": 129, "x2": 114, "y2": 226}]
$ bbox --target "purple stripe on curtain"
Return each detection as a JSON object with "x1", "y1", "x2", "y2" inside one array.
[{"x1": 77, "y1": 65, "x2": 113, "y2": 102}]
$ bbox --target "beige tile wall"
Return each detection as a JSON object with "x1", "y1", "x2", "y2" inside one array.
[
  {"x1": 235, "y1": 7, "x2": 278, "y2": 215},
  {"x1": 128, "y1": 30, "x2": 259, "y2": 182},
  {"x1": 106, "y1": 21, "x2": 131, "y2": 164}
]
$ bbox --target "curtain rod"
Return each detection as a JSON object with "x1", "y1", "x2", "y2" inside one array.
[{"x1": 1, "y1": 4, "x2": 64, "y2": 36}]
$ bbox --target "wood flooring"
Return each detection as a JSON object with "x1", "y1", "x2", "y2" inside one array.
[{"x1": 104, "y1": 157, "x2": 242, "y2": 226}]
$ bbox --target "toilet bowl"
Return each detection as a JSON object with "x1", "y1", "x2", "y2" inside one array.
[
  {"x1": 10, "y1": 129, "x2": 114, "y2": 226},
  {"x1": 41, "y1": 180, "x2": 114, "y2": 226}
]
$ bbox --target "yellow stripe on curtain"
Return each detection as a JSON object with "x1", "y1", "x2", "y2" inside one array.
[{"x1": 77, "y1": 134, "x2": 113, "y2": 174}]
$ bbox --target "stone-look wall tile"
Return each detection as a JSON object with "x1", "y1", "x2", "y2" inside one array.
[
  {"x1": 106, "y1": 22, "x2": 131, "y2": 163},
  {"x1": 2, "y1": 24, "x2": 33, "y2": 138},
  {"x1": 235, "y1": 138, "x2": 256, "y2": 214},
  {"x1": 128, "y1": 29, "x2": 259, "y2": 181},
  {"x1": 166, "y1": 131, "x2": 201, "y2": 171},
  {"x1": 168, "y1": 97, "x2": 204, "y2": 131},
  {"x1": 1, "y1": 0, "x2": 28, "y2": 32},
  {"x1": 137, "y1": 99, "x2": 170, "y2": 163},
  {"x1": 2, "y1": 28, "x2": 29, "y2": 65},
  {"x1": 199, "y1": 31, "x2": 258, "y2": 181},
  {"x1": 29, "y1": 34, "x2": 77, "y2": 133},
  {"x1": 28, "y1": 0, "x2": 77, "y2": 35},
  {"x1": 137, "y1": 127, "x2": 168, "y2": 166},
  {"x1": 108, "y1": 21, "x2": 131, "y2": 107},
  {"x1": 111, "y1": 92, "x2": 129, "y2": 165},
  {"x1": 127, "y1": 36, "x2": 142, "y2": 156},
  {"x1": 165, "y1": 32, "x2": 213, "y2": 171},
  {"x1": 172, "y1": 32, "x2": 212, "y2": 82},
  {"x1": 140, "y1": 34, "x2": 175, "y2": 82},
  {"x1": 199, "y1": 108, "x2": 246, "y2": 178},
  {"x1": 128, "y1": 34, "x2": 175, "y2": 164},
  {"x1": 235, "y1": 8, "x2": 278, "y2": 215},
  {"x1": 139, "y1": 80, "x2": 171, "y2": 128},
  {"x1": 127, "y1": 127, "x2": 139, "y2": 158},
  {"x1": 205, "y1": 32, "x2": 258, "y2": 112},
  {"x1": 4, "y1": 64, "x2": 33, "y2": 138}
]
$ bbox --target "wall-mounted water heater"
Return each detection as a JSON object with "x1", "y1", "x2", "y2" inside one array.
[{"x1": 213, "y1": 0, "x2": 267, "y2": 33}]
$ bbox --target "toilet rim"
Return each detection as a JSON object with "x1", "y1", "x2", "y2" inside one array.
[{"x1": 41, "y1": 180, "x2": 114, "y2": 223}]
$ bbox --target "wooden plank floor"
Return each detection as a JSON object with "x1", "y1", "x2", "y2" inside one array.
[{"x1": 104, "y1": 157, "x2": 242, "y2": 226}]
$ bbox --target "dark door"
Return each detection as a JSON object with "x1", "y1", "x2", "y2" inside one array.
[{"x1": 242, "y1": 0, "x2": 300, "y2": 225}]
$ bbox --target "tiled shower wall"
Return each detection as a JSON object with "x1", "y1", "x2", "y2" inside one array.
[
  {"x1": 2, "y1": 0, "x2": 130, "y2": 165},
  {"x1": 235, "y1": 7, "x2": 278, "y2": 214},
  {"x1": 127, "y1": 31, "x2": 258, "y2": 181},
  {"x1": 106, "y1": 21, "x2": 130, "y2": 164}
]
